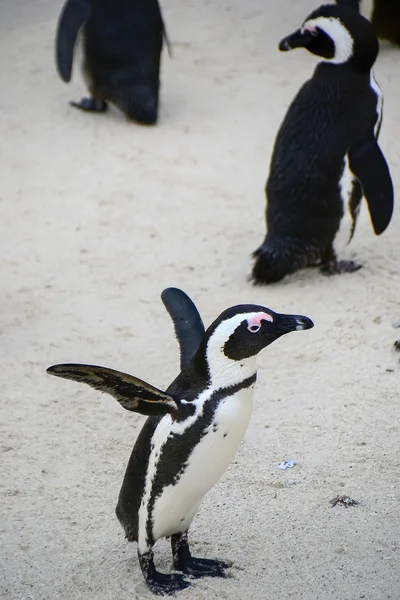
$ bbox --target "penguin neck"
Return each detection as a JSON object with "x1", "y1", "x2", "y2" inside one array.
[
  {"x1": 168, "y1": 346, "x2": 257, "y2": 401},
  {"x1": 315, "y1": 61, "x2": 372, "y2": 82},
  {"x1": 205, "y1": 345, "x2": 257, "y2": 390},
  {"x1": 316, "y1": 43, "x2": 378, "y2": 75}
]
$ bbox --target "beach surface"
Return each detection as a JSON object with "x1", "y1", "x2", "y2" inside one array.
[{"x1": 1, "y1": 1, "x2": 399, "y2": 598}]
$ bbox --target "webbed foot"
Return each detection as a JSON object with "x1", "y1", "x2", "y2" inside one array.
[
  {"x1": 171, "y1": 531, "x2": 230, "y2": 579},
  {"x1": 70, "y1": 97, "x2": 107, "y2": 112},
  {"x1": 176, "y1": 556, "x2": 230, "y2": 578},
  {"x1": 321, "y1": 259, "x2": 362, "y2": 275},
  {"x1": 139, "y1": 549, "x2": 191, "y2": 596}
]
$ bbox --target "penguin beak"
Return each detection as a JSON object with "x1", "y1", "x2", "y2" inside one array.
[
  {"x1": 272, "y1": 313, "x2": 314, "y2": 334},
  {"x1": 279, "y1": 28, "x2": 316, "y2": 51}
]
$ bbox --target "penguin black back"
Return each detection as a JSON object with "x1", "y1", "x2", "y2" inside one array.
[{"x1": 251, "y1": 3, "x2": 393, "y2": 284}]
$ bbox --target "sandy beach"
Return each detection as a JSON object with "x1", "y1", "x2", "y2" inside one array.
[{"x1": 1, "y1": 1, "x2": 399, "y2": 598}]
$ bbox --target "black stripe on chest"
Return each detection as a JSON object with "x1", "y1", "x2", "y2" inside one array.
[{"x1": 146, "y1": 373, "x2": 257, "y2": 544}]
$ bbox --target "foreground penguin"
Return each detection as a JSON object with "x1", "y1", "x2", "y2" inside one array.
[
  {"x1": 55, "y1": 0, "x2": 169, "y2": 124},
  {"x1": 47, "y1": 288, "x2": 313, "y2": 595},
  {"x1": 251, "y1": 2, "x2": 394, "y2": 284}
]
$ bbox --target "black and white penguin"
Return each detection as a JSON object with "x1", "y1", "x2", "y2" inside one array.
[
  {"x1": 251, "y1": 2, "x2": 394, "y2": 284},
  {"x1": 371, "y1": 0, "x2": 400, "y2": 47},
  {"x1": 55, "y1": 0, "x2": 169, "y2": 124},
  {"x1": 46, "y1": 288, "x2": 313, "y2": 595}
]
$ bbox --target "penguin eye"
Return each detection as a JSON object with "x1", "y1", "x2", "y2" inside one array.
[
  {"x1": 247, "y1": 324, "x2": 261, "y2": 333},
  {"x1": 303, "y1": 24, "x2": 318, "y2": 37}
]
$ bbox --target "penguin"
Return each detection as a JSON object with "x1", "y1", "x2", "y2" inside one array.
[
  {"x1": 55, "y1": 0, "x2": 169, "y2": 124},
  {"x1": 371, "y1": 0, "x2": 400, "y2": 47},
  {"x1": 46, "y1": 288, "x2": 313, "y2": 595},
  {"x1": 251, "y1": 2, "x2": 394, "y2": 284}
]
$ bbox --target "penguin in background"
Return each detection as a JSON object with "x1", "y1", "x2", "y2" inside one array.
[
  {"x1": 251, "y1": 2, "x2": 394, "y2": 284},
  {"x1": 46, "y1": 288, "x2": 313, "y2": 595},
  {"x1": 371, "y1": 0, "x2": 400, "y2": 47},
  {"x1": 342, "y1": 0, "x2": 400, "y2": 47},
  {"x1": 55, "y1": 0, "x2": 170, "y2": 124}
]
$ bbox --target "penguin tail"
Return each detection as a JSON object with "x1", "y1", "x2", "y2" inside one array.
[
  {"x1": 113, "y1": 87, "x2": 159, "y2": 125},
  {"x1": 250, "y1": 235, "x2": 307, "y2": 285}
]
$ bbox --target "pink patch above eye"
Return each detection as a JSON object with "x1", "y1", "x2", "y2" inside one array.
[
  {"x1": 247, "y1": 313, "x2": 273, "y2": 330},
  {"x1": 301, "y1": 24, "x2": 317, "y2": 35}
]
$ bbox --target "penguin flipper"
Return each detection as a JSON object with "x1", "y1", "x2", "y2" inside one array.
[
  {"x1": 161, "y1": 288, "x2": 205, "y2": 369},
  {"x1": 47, "y1": 363, "x2": 179, "y2": 417},
  {"x1": 55, "y1": 0, "x2": 92, "y2": 82},
  {"x1": 348, "y1": 133, "x2": 394, "y2": 235}
]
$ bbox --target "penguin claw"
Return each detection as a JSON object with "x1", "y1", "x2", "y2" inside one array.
[
  {"x1": 69, "y1": 97, "x2": 108, "y2": 112},
  {"x1": 147, "y1": 572, "x2": 191, "y2": 596},
  {"x1": 321, "y1": 259, "x2": 362, "y2": 275},
  {"x1": 177, "y1": 557, "x2": 230, "y2": 579}
]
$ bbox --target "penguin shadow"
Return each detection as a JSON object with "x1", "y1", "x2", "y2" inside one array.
[
  {"x1": 375, "y1": 40, "x2": 400, "y2": 67},
  {"x1": 135, "y1": 581, "x2": 230, "y2": 599},
  {"x1": 378, "y1": 40, "x2": 400, "y2": 52}
]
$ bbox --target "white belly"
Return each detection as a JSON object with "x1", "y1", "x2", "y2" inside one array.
[
  {"x1": 335, "y1": 154, "x2": 357, "y2": 251},
  {"x1": 370, "y1": 71, "x2": 383, "y2": 137},
  {"x1": 151, "y1": 384, "x2": 255, "y2": 541}
]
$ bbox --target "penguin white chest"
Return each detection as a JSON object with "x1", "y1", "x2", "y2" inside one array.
[
  {"x1": 336, "y1": 154, "x2": 356, "y2": 250},
  {"x1": 151, "y1": 384, "x2": 255, "y2": 541}
]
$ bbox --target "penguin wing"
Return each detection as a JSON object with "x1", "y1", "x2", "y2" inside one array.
[
  {"x1": 348, "y1": 132, "x2": 394, "y2": 235},
  {"x1": 161, "y1": 288, "x2": 205, "y2": 369},
  {"x1": 55, "y1": 0, "x2": 92, "y2": 82},
  {"x1": 47, "y1": 363, "x2": 179, "y2": 417}
]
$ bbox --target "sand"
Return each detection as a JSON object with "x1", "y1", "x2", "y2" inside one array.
[{"x1": 1, "y1": 1, "x2": 399, "y2": 599}]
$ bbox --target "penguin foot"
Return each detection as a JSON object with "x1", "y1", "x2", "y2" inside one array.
[
  {"x1": 171, "y1": 531, "x2": 230, "y2": 579},
  {"x1": 147, "y1": 572, "x2": 191, "y2": 596},
  {"x1": 176, "y1": 557, "x2": 230, "y2": 579},
  {"x1": 70, "y1": 97, "x2": 108, "y2": 112},
  {"x1": 138, "y1": 549, "x2": 191, "y2": 596},
  {"x1": 321, "y1": 259, "x2": 362, "y2": 275}
]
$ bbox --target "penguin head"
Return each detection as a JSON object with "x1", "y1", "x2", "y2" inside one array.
[
  {"x1": 199, "y1": 305, "x2": 313, "y2": 388},
  {"x1": 279, "y1": 4, "x2": 378, "y2": 71}
]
